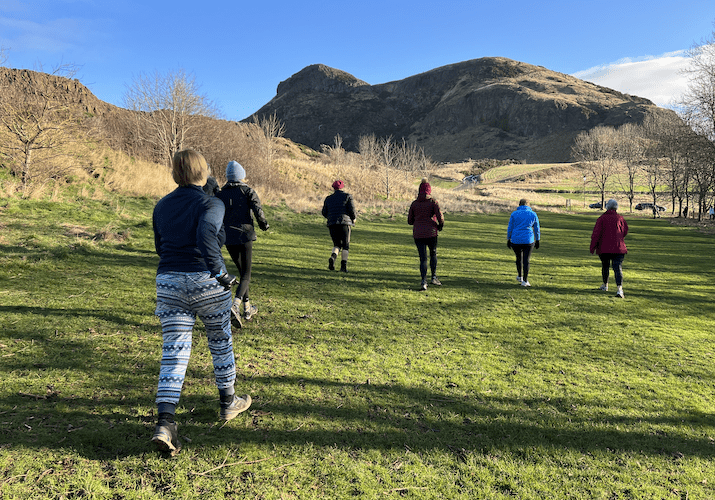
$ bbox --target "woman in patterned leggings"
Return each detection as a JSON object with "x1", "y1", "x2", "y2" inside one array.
[{"x1": 150, "y1": 149, "x2": 252, "y2": 454}]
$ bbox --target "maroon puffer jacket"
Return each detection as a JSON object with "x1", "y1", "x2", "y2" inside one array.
[
  {"x1": 590, "y1": 209, "x2": 628, "y2": 254},
  {"x1": 408, "y1": 184, "x2": 444, "y2": 239}
]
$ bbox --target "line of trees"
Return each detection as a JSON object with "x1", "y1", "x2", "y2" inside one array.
[
  {"x1": 573, "y1": 28, "x2": 715, "y2": 220},
  {"x1": 572, "y1": 113, "x2": 715, "y2": 219}
]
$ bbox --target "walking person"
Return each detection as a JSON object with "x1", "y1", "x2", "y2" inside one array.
[
  {"x1": 507, "y1": 198, "x2": 541, "y2": 287},
  {"x1": 590, "y1": 198, "x2": 628, "y2": 298},
  {"x1": 322, "y1": 179, "x2": 356, "y2": 272},
  {"x1": 216, "y1": 161, "x2": 270, "y2": 329},
  {"x1": 408, "y1": 178, "x2": 444, "y2": 290},
  {"x1": 709, "y1": 206, "x2": 714, "y2": 220},
  {"x1": 151, "y1": 149, "x2": 251, "y2": 454}
]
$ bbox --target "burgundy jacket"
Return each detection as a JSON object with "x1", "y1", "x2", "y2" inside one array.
[
  {"x1": 408, "y1": 194, "x2": 444, "y2": 239},
  {"x1": 590, "y1": 210, "x2": 628, "y2": 255}
]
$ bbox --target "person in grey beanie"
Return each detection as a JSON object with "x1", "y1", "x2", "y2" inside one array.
[{"x1": 216, "y1": 161, "x2": 269, "y2": 328}]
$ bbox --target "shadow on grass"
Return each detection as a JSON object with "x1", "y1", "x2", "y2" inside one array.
[{"x1": 1, "y1": 375, "x2": 712, "y2": 461}]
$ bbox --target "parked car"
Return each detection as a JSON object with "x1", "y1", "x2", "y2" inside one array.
[
  {"x1": 589, "y1": 202, "x2": 602, "y2": 209},
  {"x1": 462, "y1": 174, "x2": 480, "y2": 184},
  {"x1": 635, "y1": 202, "x2": 665, "y2": 212}
]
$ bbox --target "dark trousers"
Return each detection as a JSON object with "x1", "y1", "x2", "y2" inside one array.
[
  {"x1": 512, "y1": 243, "x2": 534, "y2": 281},
  {"x1": 599, "y1": 253, "x2": 625, "y2": 286},
  {"x1": 226, "y1": 241, "x2": 253, "y2": 302},
  {"x1": 414, "y1": 237, "x2": 438, "y2": 280},
  {"x1": 328, "y1": 224, "x2": 351, "y2": 251}
]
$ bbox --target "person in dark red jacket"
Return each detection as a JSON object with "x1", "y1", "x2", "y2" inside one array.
[
  {"x1": 590, "y1": 199, "x2": 628, "y2": 298},
  {"x1": 408, "y1": 178, "x2": 444, "y2": 290}
]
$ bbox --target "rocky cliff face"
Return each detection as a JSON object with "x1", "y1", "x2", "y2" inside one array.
[
  {"x1": 0, "y1": 67, "x2": 116, "y2": 117},
  {"x1": 249, "y1": 58, "x2": 677, "y2": 163}
]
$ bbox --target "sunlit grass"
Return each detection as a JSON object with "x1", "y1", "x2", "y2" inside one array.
[{"x1": 0, "y1": 196, "x2": 713, "y2": 499}]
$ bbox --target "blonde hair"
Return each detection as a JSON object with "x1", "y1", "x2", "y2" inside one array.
[{"x1": 172, "y1": 149, "x2": 208, "y2": 186}]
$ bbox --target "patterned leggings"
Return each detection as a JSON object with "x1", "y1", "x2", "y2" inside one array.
[{"x1": 155, "y1": 272, "x2": 235, "y2": 407}]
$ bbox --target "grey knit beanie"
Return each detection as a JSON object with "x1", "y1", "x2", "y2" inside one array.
[{"x1": 226, "y1": 161, "x2": 245, "y2": 182}]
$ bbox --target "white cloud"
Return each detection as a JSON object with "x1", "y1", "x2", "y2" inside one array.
[{"x1": 573, "y1": 51, "x2": 691, "y2": 108}]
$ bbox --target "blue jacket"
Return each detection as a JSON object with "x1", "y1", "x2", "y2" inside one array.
[
  {"x1": 507, "y1": 205, "x2": 540, "y2": 244},
  {"x1": 153, "y1": 185, "x2": 227, "y2": 276}
]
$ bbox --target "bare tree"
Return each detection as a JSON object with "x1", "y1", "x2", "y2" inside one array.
[
  {"x1": 679, "y1": 31, "x2": 715, "y2": 143},
  {"x1": 358, "y1": 133, "x2": 380, "y2": 170},
  {"x1": 122, "y1": 69, "x2": 220, "y2": 166},
  {"x1": 572, "y1": 126, "x2": 619, "y2": 209},
  {"x1": 0, "y1": 69, "x2": 83, "y2": 195},
  {"x1": 614, "y1": 123, "x2": 646, "y2": 211}
]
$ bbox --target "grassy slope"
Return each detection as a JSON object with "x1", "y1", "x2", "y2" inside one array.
[{"x1": 0, "y1": 195, "x2": 714, "y2": 499}]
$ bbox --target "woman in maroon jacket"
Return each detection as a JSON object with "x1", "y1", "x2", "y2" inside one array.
[
  {"x1": 408, "y1": 179, "x2": 444, "y2": 290},
  {"x1": 590, "y1": 199, "x2": 628, "y2": 298}
]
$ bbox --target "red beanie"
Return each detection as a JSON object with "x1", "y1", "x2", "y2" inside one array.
[
  {"x1": 419, "y1": 181, "x2": 431, "y2": 196},
  {"x1": 332, "y1": 179, "x2": 344, "y2": 190}
]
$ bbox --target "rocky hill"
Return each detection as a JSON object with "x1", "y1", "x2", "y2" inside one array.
[{"x1": 249, "y1": 58, "x2": 678, "y2": 163}]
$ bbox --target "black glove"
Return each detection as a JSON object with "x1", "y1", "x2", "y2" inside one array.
[
  {"x1": 215, "y1": 272, "x2": 237, "y2": 290},
  {"x1": 507, "y1": 240, "x2": 512, "y2": 249},
  {"x1": 534, "y1": 240, "x2": 540, "y2": 249},
  {"x1": 437, "y1": 221, "x2": 444, "y2": 232}
]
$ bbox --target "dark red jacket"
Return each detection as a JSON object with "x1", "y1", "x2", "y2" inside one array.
[
  {"x1": 590, "y1": 210, "x2": 628, "y2": 255},
  {"x1": 408, "y1": 194, "x2": 444, "y2": 239}
]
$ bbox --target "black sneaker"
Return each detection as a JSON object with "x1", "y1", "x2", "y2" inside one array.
[
  {"x1": 151, "y1": 421, "x2": 179, "y2": 453},
  {"x1": 340, "y1": 260, "x2": 348, "y2": 273},
  {"x1": 220, "y1": 394, "x2": 252, "y2": 421},
  {"x1": 328, "y1": 256, "x2": 335, "y2": 271}
]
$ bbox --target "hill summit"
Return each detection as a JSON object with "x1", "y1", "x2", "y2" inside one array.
[{"x1": 250, "y1": 57, "x2": 676, "y2": 163}]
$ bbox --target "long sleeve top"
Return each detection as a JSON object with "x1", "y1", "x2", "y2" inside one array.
[
  {"x1": 216, "y1": 182, "x2": 269, "y2": 245},
  {"x1": 322, "y1": 190, "x2": 356, "y2": 226},
  {"x1": 507, "y1": 205, "x2": 540, "y2": 244},
  {"x1": 153, "y1": 184, "x2": 227, "y2": 276},
  {"x1": 590, "y1": 209, "x2": 628, "y2": 254},
  {"x1": 408, "y1": 194, "x2": 444, "y2": 239}
]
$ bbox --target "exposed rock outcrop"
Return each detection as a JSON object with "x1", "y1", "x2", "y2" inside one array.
[{"x1": 248, "y1": 58, "x2": 677, "y2": 163}]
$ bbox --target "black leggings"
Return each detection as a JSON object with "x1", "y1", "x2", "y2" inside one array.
[
  {"x1": 512, "y1": 243, "x2": 534, "y2": 281},
  {"x1": 414, "y1": 237, "x2": 438, "y2": 280},
  {"x1": 226, "y1": 241, "x2": 253, "y2": 302},
  {"x1": 599, "y1": 253, "x2": 625, "y2": 286}
]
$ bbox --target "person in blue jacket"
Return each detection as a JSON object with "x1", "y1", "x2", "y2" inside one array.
[{"x1": 506, "y1": 198, "x2": 541, "y2": 287}]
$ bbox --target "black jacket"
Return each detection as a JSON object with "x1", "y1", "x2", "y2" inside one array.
[
  {"x1": 216, "y1": 182, "x2": 269, "y2": 245},
  {"x1": 322, "y1": 190, "x2": 356, "y2": 226}
]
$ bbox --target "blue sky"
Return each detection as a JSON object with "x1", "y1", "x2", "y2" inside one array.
[{"x1": 2, "y1": 0, "x2": 714, "y2": 121}]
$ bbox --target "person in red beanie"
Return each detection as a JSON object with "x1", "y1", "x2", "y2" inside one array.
[
  {"x1": 590, "y1": 198, "x2": 628, "y2": 298},
  {"x1": 322, "y1": 179, "x2": 356, "y2": 272},
  {"x1": 408, "y1": 178, "x2": 444, "y2": 290}
]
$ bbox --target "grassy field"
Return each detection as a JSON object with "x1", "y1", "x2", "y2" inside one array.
[{"x1": 1, "y1": 194, "x2": 714, "y2": 499}]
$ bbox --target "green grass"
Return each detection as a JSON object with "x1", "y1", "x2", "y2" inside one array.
[{"x1": 1, "y1": 195, "x2": 714, "y2": 499}]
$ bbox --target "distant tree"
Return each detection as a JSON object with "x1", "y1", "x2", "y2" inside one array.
[
  {"x1": 0, "y1": 67, "x2": 84, "y2": 195},
  {"x1": 122, "y1": 69, "x2": 220, "y2": 167},
  {"x1": 614, "y1": 123, "x2": 646, "y2": 212},
  {"x1": 572, "y1": 126, "x2": 619, "y2": 210},
  {"x1": 679, "y1": 29, "x2": 715, "y2": 143}
]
